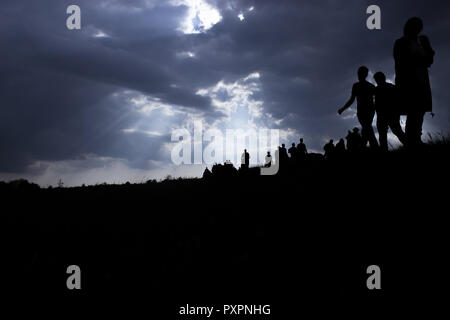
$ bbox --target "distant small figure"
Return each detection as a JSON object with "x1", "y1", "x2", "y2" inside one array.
[
  {"x1": 297, "y1": 138, "x2": 308, "y2": 159},
  {"x1": 346, "y1": 127, "x2": 364, "y2": 152},
  {"x1": 202, "y1": 167, "x2": 212, "y2": 179},
  {"x1": 324, "y1": 139, "x2": 335, "y2": 159},
  {"x1": 374, "y1": 71, "x2": 407, "y2": 151},
  {"x1": 241, "y1": 149, "x2": 250, "y2": 169},
  {"x1": 338, "y1": 66, "x2": 379, "y2": 149},
  {"x1": 335, "y1": 138, "x2": 346, "y2": 155},
  {"x1": 394, "y1": 17, "x2": 435, "y2": 147},
  {"x1": 279, "y1": 144, "x2": 288, "y2": 162},
  {"x1": 288, "y1": 143, "x2": 298, "y2": 160},
  {"x1": 264, "y1": 151, "x2": 272, "y2": 167}
]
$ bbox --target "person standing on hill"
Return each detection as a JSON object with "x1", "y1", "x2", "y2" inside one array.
[
  {"x1": 394, "y1": 17, "x2": 435, "y2": 147},
  {"x1": 288, "y1": 143, "x2": 298, "y2": 161},
  {"x1": 241, "y1": 149, "x2": 250, "y2": 169},
  {"x1": 297, "y1": 138, "x2": 308, "y2": 159}
]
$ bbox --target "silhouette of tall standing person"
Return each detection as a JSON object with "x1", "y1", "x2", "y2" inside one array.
[
  {"x1": 338, "y1": 66, "x2": 379, "y2": 149},
  {"x1": 297, "y1": 138, "x2": 308, "y2": 159},
  {"x1": 373, "y1": 72, "x2": 407, "y2": 151},
  {"x1": 394, "y1": 17, "x2": 435, "y2": 147},
  {"x1": 241, "y1": 149, "x2": 250, "y2": 169},
  {"x1": 279, "y1": 144, "x2": 288, "y2": 161}
]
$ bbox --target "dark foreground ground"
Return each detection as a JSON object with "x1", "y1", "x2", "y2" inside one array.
[{"x1": 2, "y1": 143, "x2": 449, "y2": 316}]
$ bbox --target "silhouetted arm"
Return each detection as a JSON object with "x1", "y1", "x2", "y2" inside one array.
[{"x1": 338, "y1": 90, "x2": 356, "y2": 115}]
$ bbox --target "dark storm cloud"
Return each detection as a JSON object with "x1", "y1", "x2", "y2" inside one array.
[
  {"x1": 1, "y1": 0, "x2": 449, "y2": 178},
  {"x1": 0, "y1": 0, "x2": 209, "y2": 172}
]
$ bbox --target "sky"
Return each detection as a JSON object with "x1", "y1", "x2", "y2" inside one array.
[{"x1": 1, "y1": 0, "x2": 449, "y2": 186}]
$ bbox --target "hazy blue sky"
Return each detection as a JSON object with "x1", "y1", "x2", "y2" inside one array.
[{"x1": 1, "y1": 0, "x2": 449, "y2": 186}]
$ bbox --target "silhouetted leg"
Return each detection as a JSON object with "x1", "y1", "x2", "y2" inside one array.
[
  {"x1": 377, "y1": 116, "x2": 389, "y2": 151},
  {"x1": 388, "y1": 115, "x2": 407, "y2": 146},
  {"x1": 361, "y1": 124, "x2": 379, "y2": 149},
  {"x1": 358, "y1": 113, "x2": 378, "y2": 149},
  {"x1": 406, "y1": 111, "x2": 425, "y2": 147}
]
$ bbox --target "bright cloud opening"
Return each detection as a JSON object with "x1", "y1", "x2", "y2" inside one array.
[{"x1": 173, "y1": 0, "x2": 222, "y2": 34}]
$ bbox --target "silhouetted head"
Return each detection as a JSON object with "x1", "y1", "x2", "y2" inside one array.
[
  {"x1": 357, "y1": 66, "x2": 369, "y2": 81},
  {"x1": 282, "y1": 144, "x2": 285, "y2": 147},
  {"x1": 244, "y1": 149, "x2": 247, "y2": 152},
  {"x1": 292, "y1": 143, "x2": 295, "y2": 147},
  {"x1": 329, "y1": 139, "x2": 334, "y2": 143},
  {"x1": 404, "y1": 17, "x2": 423, "y2": 38},
  {"x1": 374, "y1": 71, "x2": 386, "y2": 85},
  {"x1": 300, "y1": 138, "x2": 303, "y2": 143},
  {"x1": 267, "y1": 151, "x2": 271, "y2": 156}
]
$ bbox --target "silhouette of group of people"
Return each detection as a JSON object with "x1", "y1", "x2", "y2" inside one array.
[
  {"x1": 235, "y1": 17, "x2": 435, "y2": 173},
  {"x1": 338, "y1": 17, "x2": 435, "y2": 151},
  {"x1": 239, "y1": 138, "x2": 309, "y2": 170},
  {"x1": 277, "y1": 139, "x2": 309, "y2": 166},
  {"x1": 323, "y1": 128, "x2": 367, "y2": 159}
]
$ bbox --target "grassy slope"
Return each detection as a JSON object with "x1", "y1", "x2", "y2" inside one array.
[{"x1": 2, "y1": 142, "x2": 449, "y2": 312}]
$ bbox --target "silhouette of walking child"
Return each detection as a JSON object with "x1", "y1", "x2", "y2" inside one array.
[
  {"x1": 373, "y1": 71, "x2": 407, "y2": 151},
  {"x1": 338, "y1": 66, "x2": 379, "y2": 149},
  {"x1": 394, "y1": 17, "x2": 435, "y2": 147}
]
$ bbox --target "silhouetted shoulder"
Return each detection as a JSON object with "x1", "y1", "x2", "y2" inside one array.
[
  {"x1": 353, "y1": 81, "x2": 375, "y2": 95},
  {"x1": 393, "y1": 37, "x2": 406, "y2": 49},
  {"x1": 393, "y1": 37, "x2": 409, "y2": 61}
]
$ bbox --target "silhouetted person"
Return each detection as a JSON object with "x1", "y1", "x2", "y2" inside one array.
[
  {"x1": 346, "y1": 127, "x2": 364, "y2": 152},
  {"x1": 202, "y1": 167, "x2": 212, "y2": 179},
  {"x1": 394, "y1": 17, "x2": 435, "y2": 147},
  {"x1": 265, "y1": 151, "x2": 272, "y2": 167},
  {"x1": 338, "y1": 66, "x2": 379, "y2": 149},
  {"x1": 280, "y1": 144, "x2": 288, "y2": 160},
  {"x1": 373, "y1": 72, "x2": 407, "y2": 151},
  {"x1": 324, "y1": 139, "x2": 335, "y2": 159},
  {"x1": 241, "y1": 149, "x2": 250, "y2": 169},
  {"x1": 288, "y1": 143, "x2": 298, "y2": 161},
  {"x1": 335, "y1": 138, "x2": 346, "y2": 155},
  {"x1": 297, "y1": 138, "x2": 308, "y2": 159},
  {"x1": 278, "y1": 144, "x2": 288, "y2": 170}
]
